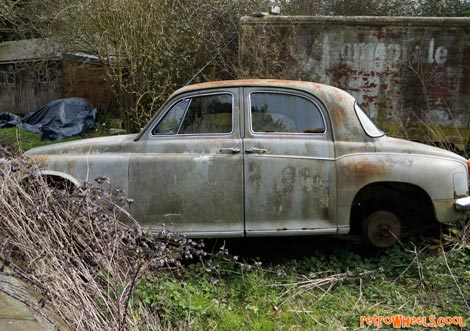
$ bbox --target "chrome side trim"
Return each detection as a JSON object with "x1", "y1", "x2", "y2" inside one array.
[
  {"x1": 249, "y1": 154, "x2": 336, "y2": 161},
  {"x1": 153, "y1": 228, "x2": 350, "y2": 238},
  {"x1": 337, "y1": 227, "x2": 350, "y2": 235},
  {"x1": 159, "y1": 231, "x2": 245, "y2": 238},
  {"x1": 245, "y1": 228, "x2": 339, "y2": 237},
  {"x1": 336, "y1": 152, "x2": 467, "y2": 166}
]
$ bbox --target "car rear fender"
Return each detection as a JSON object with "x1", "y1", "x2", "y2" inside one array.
[{"x1": 39, "y1": 170, "x2": 81, "y2": 188}]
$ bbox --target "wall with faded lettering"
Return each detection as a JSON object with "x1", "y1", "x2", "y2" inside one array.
[{"x1": 240, "y1": 16, "x2": 470, "y2": 150}]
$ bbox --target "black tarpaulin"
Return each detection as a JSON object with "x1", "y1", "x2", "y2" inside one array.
[
  {"x1": 0, "y1": 98, "x2": 98, "y2": 141},
  {"x1": 0, "y1": 112, "x2": 22, "y2": 128}
]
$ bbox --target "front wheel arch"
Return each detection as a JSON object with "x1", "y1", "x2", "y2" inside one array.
[{"x1": 349, "y1": 182, "x2": 437, "y2": 244}]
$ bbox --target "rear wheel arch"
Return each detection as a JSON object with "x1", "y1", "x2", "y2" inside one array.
[{"x1": 40, "y1": 171, "x2": 81, "y2": 190}]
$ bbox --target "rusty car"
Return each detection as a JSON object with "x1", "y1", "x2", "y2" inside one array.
[{"x1": 25, "y1": 79, "x2": 470, "y2": 247}]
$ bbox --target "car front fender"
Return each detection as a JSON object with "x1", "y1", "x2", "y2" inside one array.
[{"x1": 335, "y1": 152, "x2": 468, "y2": 225}]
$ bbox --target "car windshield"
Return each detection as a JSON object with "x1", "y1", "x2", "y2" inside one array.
[{"x1": 355, "y1": 103, "x2": 384, "y2": 138}]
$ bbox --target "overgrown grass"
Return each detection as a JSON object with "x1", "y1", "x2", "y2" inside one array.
[
  {"x1": 138, "y1": 236, "x2": 469, "y2": 330},
  {"x1": 0, "y1": 127, "x2": 69, "y2": 150},
  {"x1": 0, "y1": 111, "x2": 117, "y2": 151},
  {"x1": 0, "y1": 148, "x2": 468, "y2": 331}
]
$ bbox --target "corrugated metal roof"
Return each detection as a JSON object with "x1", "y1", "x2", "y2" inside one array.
[{"x1": 0, "y1": 38, "x2": 61, "y2": 63}]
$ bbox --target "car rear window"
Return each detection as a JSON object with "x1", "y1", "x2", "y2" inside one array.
[{"x1": 250, "y1": 92, "x2": 325, "y2": 134}]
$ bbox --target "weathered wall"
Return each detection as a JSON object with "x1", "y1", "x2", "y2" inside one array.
[{"x1": 240, "y1": 16, "x2": 470, "y2": 150}]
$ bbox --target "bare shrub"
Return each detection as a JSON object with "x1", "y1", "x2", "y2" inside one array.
[
  {"x1": 11, "y1": 0, "x2": 265, "y2": 131},
  {"x1": 238, "y1": 22, "x2": 302, "y2": 80},
  {"x1": 440, "y1": 218, "x2": 470, "y2": 251},
  {"x1": 0, "y1": 147, "x2": 204, "y2": 331}
]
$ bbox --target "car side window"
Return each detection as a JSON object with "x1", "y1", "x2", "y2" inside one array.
[
  {"x1": 153, "y1": 99, "x2": 190, "y2": 135},
  {"x1": 153, "y1": 94, "x2": 233, "y2": 135},
  {"x1": 250, "y1": 92, "x2": 325, "y2": 134}
]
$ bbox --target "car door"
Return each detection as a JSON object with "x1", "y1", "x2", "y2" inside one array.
[
  {"x1": 243, "y1": 87, "x2": 337, "y2": 236},
  {"x1": 128, "y1": 88, "x2": 244, "y2": 237}
]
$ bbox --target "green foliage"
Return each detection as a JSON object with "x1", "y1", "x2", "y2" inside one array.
[
  {"x1": 0, "y1": 110, "x2": 120, "y2": 151},
  {"x1": 131, "y1": 237, "x2": 470, "y2": 330},
  {"x1": 0, "y1": 126, "x2": 111, "y2": 151},
  {"x1": 0, "y1": 127, "x2": 75, "y2": 151},
  {"x1": 418, "y1": 0, "x2": 470, "y2": 16}
]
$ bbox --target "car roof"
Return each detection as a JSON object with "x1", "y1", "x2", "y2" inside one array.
[
  {"x1": 174, "y1": 79, "x2": 345, "y2": 101},
  {"x1": 140, "y1": 79, "x2": 368, "y2": 143},
  {"x1": 176, "y1": 79, "x2": 363, "y2": 139}
]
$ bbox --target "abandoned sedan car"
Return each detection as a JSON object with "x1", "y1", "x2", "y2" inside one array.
[{"x1": 25, "y1": 80, "x2": 470, "y2": 247}]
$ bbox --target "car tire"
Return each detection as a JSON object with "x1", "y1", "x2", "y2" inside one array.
[{"x1": 362, "y1": 210, "x2": 401, "y2": 248}]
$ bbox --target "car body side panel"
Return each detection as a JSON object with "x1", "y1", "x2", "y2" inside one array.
[
  {"x1": 335, "y1": 151, "x2": 468, "y2": 226},
  {"x1": 34, "y1": 154, "x2": 130, "y2": 195},
  {"x1": 128, "y1": 138, "x2": 244, "y2": 235},
  {"x1": 242, "y1": 87, "x2": 338, "y2": 234},
  {"x1": 243, "y1": 137, "x2": 337, "y2": 233}
]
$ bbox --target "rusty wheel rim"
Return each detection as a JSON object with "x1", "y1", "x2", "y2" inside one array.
[{"x1": 364, "y1": 211, "x2": 401, "y2": 248}]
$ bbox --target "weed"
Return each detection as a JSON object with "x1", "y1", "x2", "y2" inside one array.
[
  {"x1": 0, "y1": 148, "x2": 205, "y2": 331},
  {"x1": 0, "y1": 113, "x2": 120, "y2": 152},
  {"x1": 0, "y1": 147, "x2": 468, "y2": 330}
]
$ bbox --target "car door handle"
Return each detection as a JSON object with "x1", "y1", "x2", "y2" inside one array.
[
  {"x1": 218, "y1": 147, "x2": 241, "y2": 154},
  {"x1": 245, "y1": 147, "x2": 268, "y2": 154}
]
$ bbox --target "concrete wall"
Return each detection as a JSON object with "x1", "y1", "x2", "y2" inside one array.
[{"x1": 240, "y1": 16, "x2": 470, "y2": 151}]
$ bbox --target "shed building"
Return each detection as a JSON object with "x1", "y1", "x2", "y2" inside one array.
[{"x1": 0, "y1": 38, "x2": 111, "y2": 115}]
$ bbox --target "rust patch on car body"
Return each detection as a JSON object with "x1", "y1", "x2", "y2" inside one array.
[{"x1": 345, "y1": 158, "x2": 388, "y2": 183}]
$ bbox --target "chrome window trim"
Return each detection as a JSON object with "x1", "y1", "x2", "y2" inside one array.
[
  {"x1": 150, "y1": 91, "x2": 236, "y2": 137},
  {"x1": 354, "y1": 102, "x2": 384, "y2": 138},
  {"x1": 247, "y1": 90, "x2": 328, "y2": 137}
]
